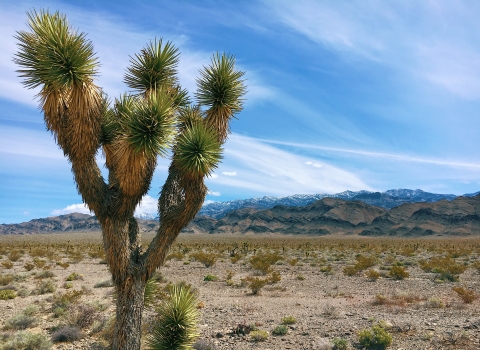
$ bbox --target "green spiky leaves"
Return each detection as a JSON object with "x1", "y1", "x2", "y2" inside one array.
[
  {"x1": 196, "y1": 53, "x2": 246, "y2": 113},
  {"x1": 14, "y1": 10, "x2": 99, "y2": 90},
  {"x1": 125, "y1": 39, "x2": 180, "y2": 94},
  {"x1": 118, "y1": 91, "x2": 177, "y2": 158},
  {"x1": 147, "y1": 284, "x2": 200, "y2": 350},
  {"x1": 174, "y1": 122, "x2": 222, "y2": 178}
]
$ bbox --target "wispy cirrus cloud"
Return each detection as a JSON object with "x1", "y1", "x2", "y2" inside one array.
[
  {"x1": 257, "y1": 138, "x2": 480, "y2": 169},
  {"x1": 209, "y1": 133, "x2": 372, "y2": 196},
  {"x1": 265, "y1": 0, "x2": 480, "y2": 100}
]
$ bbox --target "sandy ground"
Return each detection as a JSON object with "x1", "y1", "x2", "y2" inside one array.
[{"x1": 0, "y1": 233, "x2": 479, "y2": 349}]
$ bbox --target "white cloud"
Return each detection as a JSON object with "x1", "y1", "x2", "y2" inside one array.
[
  {"x1": 51, "y1": 203, "x2": 92, "y2": 216},
  {"x1": 261, "y1": 138, "x2": 480, "y2": 169},
  {"x1": 208, "y1": 173, "x2": 219, "y2": 179},
  {"x1": 134, "y1": 195, "x2": 158, "y2": 216},
  {"x1": 203, "y1": 200, "x2": 215, "y2": 206},
  {"x1": 266, "y1": 0, "x2": 480, "y2": 99},
  {"x1": 208, "y1": 191, "x2": 221, "y2": 196},
  {"x1": 305, "y1": 161, "x2": 322, "y2": 168},
  {"x1": 216, "y1": 134, "x2": 371, "y2": 196},
  {"x1": 222, "y1": 171, "x2": 237, "y2": 176}
]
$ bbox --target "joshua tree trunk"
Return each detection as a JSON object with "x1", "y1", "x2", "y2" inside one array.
[
  {"x1": 113, "y1": 274, "x2": 146, "y2": 349},
  {"x1": 14, "y1": 10, "x2": 246, "y2": 350}
]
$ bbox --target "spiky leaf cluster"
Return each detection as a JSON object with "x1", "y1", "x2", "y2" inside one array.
[
  {"x1": 14, "y1": 10, "x2": 98, "y2": 90},
  {"x1": 147, "y1": 284, "x2": 200, "y2": 350},
  {"x1": 196, "y1": 53, "x2": 246, "y2": 113},
  {"x1": 125, "y1": 39, "x2": 180, "y2": 94},
  {"x1": 174, "y1": 123, "x2": 222, "y2": 178}
]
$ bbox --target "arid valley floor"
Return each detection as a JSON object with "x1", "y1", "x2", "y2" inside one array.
[{"x1": 0, "y1": 233, "x2": 479, "y2": 349}]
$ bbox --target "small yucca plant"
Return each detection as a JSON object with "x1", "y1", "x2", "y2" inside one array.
[{"x1": 147, "y1": 284, "x2": 200, "y2": 350}]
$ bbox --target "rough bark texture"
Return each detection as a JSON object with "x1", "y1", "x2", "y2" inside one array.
[{"x1": 112, "y1": 274, "x2": 146, "y2": 350}]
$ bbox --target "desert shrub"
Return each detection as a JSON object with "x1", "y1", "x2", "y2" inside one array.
[
  {"x1": 268, "y1": 271, "x2": 281, "y2": 284},
  {"x1": 203, "y1": 274, "x2": 218, "y2": 282},
  {"x1": 332, "y1": 337, "x2": 349, "y2": 350},
  {"x1": 366, "y1": 269, "x2": 380, "y2": 281},
  {"x1": 241, "y1": 276, "x2": 269, "y2": 295},
  {"x1": 358, "y1": 324, "x2": 392, "y2": 349},
  {"x1": 388, "y1": 266, "x2": 409, "y2": 280},
  {"x1": 287, "y1": 258, "x2": 298, "y2": 266},
  {"x1": 272, "y1": 324, "x2": 288, "y2": 336},
  {"x1": 22, "y1": 305, "x2": 39, "y2": 316},
  {"x1": 63, "y1": 282, "x2": 73, "y2": 289},
  {"x1": 426, "y1": 297, "x2": 444, "y2": 308},
  {"x1": 1, "y1": 261, "x2": 13, "y2": 269},
  {"x1": 296, "y1": 274, "x2": 305, "y2": 281},
  {"x1": 24, "y1": 262, "x2": 35, "y2": 271},
  {"x1": 249, "y1": 252, "x2": 283, "y2": 275},
  {"x1": 373, "y1": 292, "x2": 423, "y2": 307},
  {"x1": 230, "y1": 253, "x2": 242, "y2": 264},
  {"x1": 224, "y1": 270, "x2": 235, "y2": 281},
  {"x1": 33, "y1": 258, "x2": 47, "y2": 269},
  {"x1": 35, "y1": 270, "x2": 55, "y2": 279},
  {"x1": 452, "y1": 286, "x2": 478, "y2": 304},
  {"x1": 7, "y1": 250, "x2": 23, "y2": 262},
  {"x1": 355, "y1": 255, "x2": 377, "y2": 270},
  {"x1": 94, "y1": 279, "x2": 113, "y2": 288},
  {"x1": 320, "y1": 265, "x2": 333, "y2": 275},
  {"x1": 190, "y1": 251, "x2": 218, "y2": 268},
  {"x1": 281, "y1": 315, "x2": 296, "y2": 325},
  {"x1": 0, "y1": 289, "x2": 16, "y2": 300},
  {"x1": 66, "y1": 272, "x2": 83, "y2": 281},
  {"x1": 343, "y1": 265, "x2": 358, "y2": 276},
  {"x1": 52, "y1": 290, "x2": 83, "y2": 311},
  {"x1": 36, "y1": 279, "x2": 56, "y2": 294},
  {"x1": 233, "y1": 323, "x2": 253, "y2": 335},
  {"x1": 63, "y1": 304, "x2": 98, "y2": 328},
  {"x1": 322, "y1": 303, "x2": 340, "y2": 318},
  {"x1": 419, "y1": 256, "x2": 467, "y2": 282},
  {"x1": 249, "y1": 330, "x2": 268, "y2": 342},
  {"x1": 56, "y1": 261, "x2": 70, "y2": 269},
  {"x1": 146, "y1": 284, "x2": 200, "y2": 350},
  {"x1": 0, "y1": 278, "x2": 14, "y2": 291},
  {"x1": 166, "y1": 251, "x2": 184, "y2": 261},
  {"x1": 0, "y1": 331, "x2": 52, "y2": 350},
  {"x1": 51, "y1": 325, "x2": 83, "y2": 343},
  {"x1": 4, "y1": 314, "x2": 37, "y2": 330}
]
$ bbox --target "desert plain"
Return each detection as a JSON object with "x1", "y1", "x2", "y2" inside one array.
[{"x1": 0, "y1": 232, "x2": 479, "y2": 350}]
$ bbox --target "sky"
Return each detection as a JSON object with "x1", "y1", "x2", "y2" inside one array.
[{"x1": 1, "y1": 0, "x2": 480, "y2": 224}]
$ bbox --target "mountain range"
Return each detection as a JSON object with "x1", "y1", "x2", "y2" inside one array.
[{"x1": 1, "y1": 189, "x2": 480, "y2": 236}]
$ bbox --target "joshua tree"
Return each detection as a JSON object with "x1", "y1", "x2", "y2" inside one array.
[{"x1": 14, "y1": 10, "x2": 245, "y2": 349}]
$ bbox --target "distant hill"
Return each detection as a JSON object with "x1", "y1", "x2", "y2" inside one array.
[
  {"x1": 199, "y1": 189, "x2": 461, "y2": 218},
  {"x1": 1, "y1": 191, "x2": 479, "y2": 237}
]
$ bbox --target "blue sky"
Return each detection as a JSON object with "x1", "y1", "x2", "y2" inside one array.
[{"x1": 1, "y1": 0, "x2": 480, "y2": 224}]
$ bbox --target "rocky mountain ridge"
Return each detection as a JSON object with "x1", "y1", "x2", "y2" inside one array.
[{"x1": 1, "y1": 192, "x2": 479, "y2": 236}]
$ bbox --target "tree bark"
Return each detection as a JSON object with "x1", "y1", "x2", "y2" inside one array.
[{"x1": 112, "y1": 274, "x2": 146, "y2": 350}]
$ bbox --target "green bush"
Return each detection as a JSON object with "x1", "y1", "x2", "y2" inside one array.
[
  {"x1": 281, "y1": 315, "x2": 296, "y2": 325},
  {"x1": 388, "y1": 266, "x2": 409, "y2": 280},
  {"x1": 272, "y1": 324, "x2": 288, "y2": 336},
  {"x1": 4, "y1": 314, "x2": 37, "y2": 330},
  {"x1": 250, "y1": 330, "x2": 268, "y2": 342},
  {"x1": 203, "y1": 274, "x2": 219, "y2": 282},
  {"x1": 146, "y1": 284, "x2": 200, "y2": 350},
  {"x1": 332, "y1": 337, "x2": 349, "y2": 350},
  {"x1": 37, "y1": 279, "x2": 56, "y2": 294},
  {"x1": 419, "y1": 256, "x2": 466, "y2": 282},
  {"x1": 249, "y1": 252, "x2": 283, "y2": 274},
  {"x1": 358, "y1": 324, "x2": 392, "y2": 349},
  {"x1": 0, "y1": 331, "x2": 52, "y2": 350},
  {"x1": 66, "y1": 272, "x2": 83, "y2": 281},
  {"x1": 0, "y1": 289, "x2": 16, "y2": 300}
]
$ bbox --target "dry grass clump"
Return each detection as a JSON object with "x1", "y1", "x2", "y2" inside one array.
[
  {"x1": 452, "y1": 286, "x2": 478, "y2": 304},
  {"x1": 190, "y1": 251, "x2": 218, "y2": 267},
  {"x1": 387, "y1": 266, "x2": 409, "y2": 280},
  {"x1": 249, "y1": 252, "x2": 283, "y2": 275},
  {"x1": 419, "y1": 256, "x2": 467, "y2": 282},
  {"x1": 373, "y1": 292, "x2": 424, "y2": 307}
]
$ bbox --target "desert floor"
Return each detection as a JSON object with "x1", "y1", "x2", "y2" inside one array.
[{"x1": 0, "y1": 232, "x2": 479, "y2": 349}]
